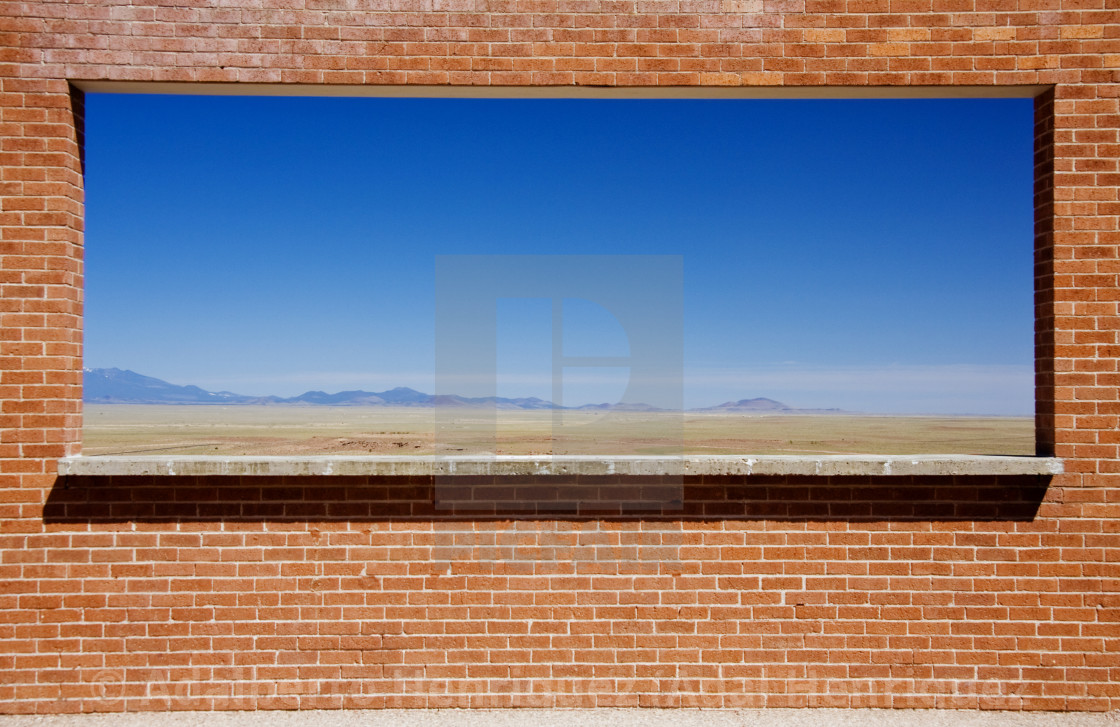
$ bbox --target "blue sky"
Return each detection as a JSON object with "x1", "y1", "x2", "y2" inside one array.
[{"x1": 83, "y1": 93, "x2": 1035, "y2": 414}]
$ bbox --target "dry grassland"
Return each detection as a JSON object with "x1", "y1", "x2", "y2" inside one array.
[{"x1": 82, "y1": 404, "x2": 1034, "y2": 456}]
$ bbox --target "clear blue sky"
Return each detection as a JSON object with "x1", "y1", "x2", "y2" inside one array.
[{"x1": 83, "y1": 93, "x2": 1035, "y2": 414}]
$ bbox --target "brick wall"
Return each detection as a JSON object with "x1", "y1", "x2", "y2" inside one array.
[{"x1": 1, "y1": 0, "x2": 1118, "y2": 714}]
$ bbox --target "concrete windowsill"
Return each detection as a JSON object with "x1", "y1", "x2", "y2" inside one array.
[{"x1": 56, "y1": 455, "x2": 1064, "y2": 478}]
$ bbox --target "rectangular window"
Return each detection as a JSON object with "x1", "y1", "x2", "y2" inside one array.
[{"x1": 77, "y1": 91, "x2": 1039, "y2": 462}]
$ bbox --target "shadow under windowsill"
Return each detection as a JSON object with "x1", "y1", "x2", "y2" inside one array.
[{"x1": 44, "y1": 467, "x2": 1054, "y2": 523}]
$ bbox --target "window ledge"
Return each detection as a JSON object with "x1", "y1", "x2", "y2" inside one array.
[{"x1": 57, "y1": 455, "x2": 1063, "y2": 478}]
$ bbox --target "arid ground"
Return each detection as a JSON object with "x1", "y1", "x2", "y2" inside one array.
[{"x1": 82, "y1": 404, "x2": 1035, "y2": 456}]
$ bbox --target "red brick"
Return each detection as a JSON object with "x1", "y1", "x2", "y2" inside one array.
[{"x1": 0, "y1": 0, "x2": 1118, "y2": 715}]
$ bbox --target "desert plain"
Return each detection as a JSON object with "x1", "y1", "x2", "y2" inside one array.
[{"x1": 82, "y1": 404, "x2": 1035, "y2": 457}]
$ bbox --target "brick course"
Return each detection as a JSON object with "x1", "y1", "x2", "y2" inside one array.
[{"x1": 2, "y1": 0, "x2": 1119, "y2": 714}]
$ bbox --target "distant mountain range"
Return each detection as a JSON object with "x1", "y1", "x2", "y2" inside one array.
[
  {"x1": 696, "y1": 397, "x2": 792, "y2": 412},
  {"x1": 82, "y1": 368, "x2": 836, "y2": 413}
]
